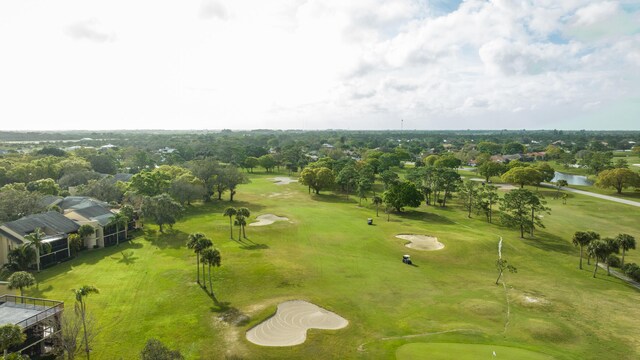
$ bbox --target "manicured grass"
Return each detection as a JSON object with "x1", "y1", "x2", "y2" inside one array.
[
  {"x1": 26, "y1": 171, "x2": 640, "y2": 359},
  {"x1": 396, "y1": 342, "x2": 554, "y2": 360}
]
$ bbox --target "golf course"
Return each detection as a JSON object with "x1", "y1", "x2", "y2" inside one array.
[{"x1": 12, "y1": 171, "x2": 640, "y2": 359}]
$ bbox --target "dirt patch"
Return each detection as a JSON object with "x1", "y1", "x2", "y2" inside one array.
[
  {"x1": 272, "y1": 177, "x2": 298, "y2": 185},
  {"x1": 396, "y1": 234, "x2": 444, "y2": 251},
  {"x1": 246, "y1": 300, "x2": 348, "y2": 347},
  {"x1": 249, "y1": 214, "x2": 289, "y2": 227}
]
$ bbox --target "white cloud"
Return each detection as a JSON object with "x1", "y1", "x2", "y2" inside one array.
[
  {"x1": 66, "y1": 19, "x2": 114, "y2": 43},
  {"x1": 0, "y1": 0, "x2": 637, "y2": 130}
]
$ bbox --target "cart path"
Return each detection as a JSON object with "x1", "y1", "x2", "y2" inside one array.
[
  {"x1": 597, "y1": 264, "x2": 640, "y2": 291},
  {"x1": 541, "y1": 183, "x2": 640, "y2": 207}
]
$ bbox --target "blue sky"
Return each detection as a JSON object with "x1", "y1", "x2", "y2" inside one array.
[{"x1": 0, "y1": 0, "x2": 638, "y2": 130}]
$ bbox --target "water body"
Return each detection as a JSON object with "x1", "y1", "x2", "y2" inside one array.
[{"x1": 551, "y1": 171, "x2": 593, "y2": 186}]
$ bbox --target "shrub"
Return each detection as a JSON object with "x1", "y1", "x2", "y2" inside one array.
[
  {"x1": 622, "y1": 263, "x2": 640, "y2": 275},
  {"x1": 607, "y1": 255, "x2": 621, "y2": 268}
]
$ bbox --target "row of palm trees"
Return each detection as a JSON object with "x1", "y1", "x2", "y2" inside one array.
[
  {"x1": 572, "y1": 231, "x2": 636, "y2": 277},
  {"x1": 223, "y1": 207, "x2": 251, "y2": 240},
  {"x1": 186, "y1": 233, "x2": 221, "y2": 295}
]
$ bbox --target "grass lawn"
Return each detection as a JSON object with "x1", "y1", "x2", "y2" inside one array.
[
  {"x1": 26, "y1": 172, "x2": 640, "y2": 359},
  {"x1": 396, "y1": 342, "x2": 554, "y2": 360}
]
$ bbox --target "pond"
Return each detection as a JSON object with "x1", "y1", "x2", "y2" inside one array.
[{"x1": 551, "y1": 171, "x2": 593, "y2": 186}]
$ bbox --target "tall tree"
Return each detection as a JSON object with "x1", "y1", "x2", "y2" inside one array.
[
  {"x1": 72, "y1": 285, "x2": 100, "y2": 360},
  {"x1": 595, "y1": 168, "x2": 640, "y2": 194},
  {"x1": 223, "y1": 165, "x2": 249, "y2": 201},
  {"x1": 572, "y1": 231, "x2": 594, "y2": 270},
  {"x1": 299, "y1": 167, "x2": 334, "y2": 194},
  {"x1": 258, "y1": 155, "x2": 277, "y2": 172},
  {"x1": 588, "y1": 240, "x2": 609, "y2": 278},
  {"x1": 24, "y1": 228, "x2": 51, "y2": 272},
  {"x1": 615, "y1": 233, "x2": 636, "y2": 268},
  {"x1": 499, "y1": 189, "x2": 547, "y2": 238},
  {"x1": 477, "y1": 161, "x2": 505, "y2": 182},
  {"x1": 372, "y1": 196, "x2": 382, "y2": 217},
  {"x1": 223, "y1": 207, "x2": 237, "y2": 239},
  {"x1": 237, "y1": 207, "x2": 251, "y2": 238},
  {"x1": 201, "y1": 248, "x2": 222, "y2": 295},
  {"x1": 0, "y1": 324, "x2": 25, "y2": 359},
  {"x1": 602, "y1": 237, "x2": 620, "y2": 275},
  {"x1": 7, "y1": 271, "x2": 36, "y2": 298},
  {"x1": 186, "y1": 233, "x2": 211, "y2": 285},
  {"x1": 336, "y1": 163, "x2": 358, "y2": 197},
  {"x1": 107, "y1": 212, "x2": 129, "y2": 246},
  {"x1": 383, "y1": 181, "x2": 423, "y2": 212},
  {"x1": 141, "y1": 194, "x2": 183, "y2": 233},
  {"x1": 458, "y1": 181, "x2": 479, "y2": 218},
  {"x1": 476, "y1": 185, "x2": 498, "y2": 223},
  {"x1": 501, "y1": 167, "x2": 544, "y2": 188},
  {"x1": 527, "y1": 193, "x2": 551, "y2": 237}
]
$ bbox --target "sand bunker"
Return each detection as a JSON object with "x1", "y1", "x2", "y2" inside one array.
[
  {"x1": 246, "y1": 300, "x2": 348, "y2": 346},
  {"x1": 249, "y1": 214, "x2": 289, "y2": 227},
  {"x1": 396, "y1": 234, "x2": 444, "y2": 251},
  {"x1": 272, "y1": 177, "x2": 298, "y2": 185}
]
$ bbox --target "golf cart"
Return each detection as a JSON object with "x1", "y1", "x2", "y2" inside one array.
[{"x1": 402, "y1": 254, "x2": 412, "y2": 265}]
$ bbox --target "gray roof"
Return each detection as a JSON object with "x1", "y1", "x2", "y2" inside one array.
[
  {"x1": 38, "y1": 195, "x2": 63, "y2": 208},
  {"x1": 58, "y1": 196, "x2": 109, "y2": 211},
  {"x1": 73, "y1": 205, "x2": 114, "y2": 226},
  {"x1": 1, "y1": 211, "x2": 80, "y2": 243},
  {"x1": 113, "y1": 173, "x2": 133, "y2": 182}
]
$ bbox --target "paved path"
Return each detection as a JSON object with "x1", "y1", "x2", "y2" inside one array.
[
  {"x1": 597, "y1": 264, "x2": 640, "y2": 291},
  {"x1": 541, "y1": 183, "x2": 640, "y2": 207}
]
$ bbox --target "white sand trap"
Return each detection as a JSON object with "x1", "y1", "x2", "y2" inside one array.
[
  {"x1": 272, "y1": 177, "x2": 298, "y2": 185},
  {"x1": 249, "y1": 214, "x2": 289, "y2": 227},
  {"x1": 246, "y1": 300, "x2": 348, "y2": 346},
  {"x1": 396, "y1": 234, "x2": 444, "y2": 251}
]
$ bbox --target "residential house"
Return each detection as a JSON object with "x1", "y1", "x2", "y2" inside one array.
[
  {"x1": 59, "y1": 197, "x2": 127, "y2": 248},
  {"x1": 0, "y1": 211, "x2": 79, "y2": 268}
]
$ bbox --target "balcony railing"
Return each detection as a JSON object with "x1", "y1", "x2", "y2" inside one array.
[{"x1": 0, "y1": 295, "x2": 64, "y2": 329}]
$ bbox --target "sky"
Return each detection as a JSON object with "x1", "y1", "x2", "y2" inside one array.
[{"x1": 0, "y1": 0, "x2": 639, "y2": 131}]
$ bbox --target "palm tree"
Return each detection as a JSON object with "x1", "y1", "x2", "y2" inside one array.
[
  {"x1": 234, "y1": 215, "x2": 246, "y2": 240},
  {"x1": 237, "y1": 207, "x2": 250, "y2": 238},
  {"x1": 108, "y1": 212, "x2": 129, "y2": 246},
  {"x1": 201, "y1": 248, "x2": 221, "y2": 295},
  {"x1": 372, "y1": 196, "x2": 382, "y2": 217},
  {"x1": 572, "y1": 231, "x2": 593, "y2": 270},
  {"x1": 72, "y1": 285, "x2": 99, "y2": 360},
  {"x1": 588, "y1": 240, "x2": 609, "y2": 278},
  {"x1": 586, "y1": 231, "x2": 600, "y2": 265},
  {"x1": 77, "y1": 224, "x2": 95, "y2": 249},
  {"x1": 223, "y1": 207, "x2": 237, "y2": 239},
  {"x1": 615, "y1": 233, "x2": 636, "y2": 268},
  {"x1": 603, "y1": 237, "x2": 620, "y2": 275},
  {"x1": 24, "y1": 228, "x2": 51, "y2": 272},
  {"x1": 7, "y1": 271, "x2": 36, "y2": 299},
  {"x1": 5, "y1": 245, "x2": 36, "y2": 271},
  {"x1": 186, "y1": 233, "x2": 211, "y2": 285}
]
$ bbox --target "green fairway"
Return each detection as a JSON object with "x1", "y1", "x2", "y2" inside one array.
[
  {"x1": 25, "y1": 172, "x2": 640, "y2": 359},
  {"x1": 396, "y1": 342, "x2": 554, "y2": 360}
]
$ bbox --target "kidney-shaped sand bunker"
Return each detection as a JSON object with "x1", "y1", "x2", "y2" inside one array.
[{"x1": 246, "y1": 300, "x2": 348, "y2": 346}]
